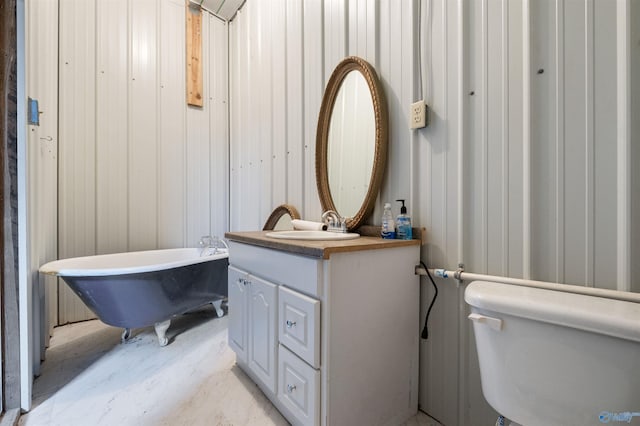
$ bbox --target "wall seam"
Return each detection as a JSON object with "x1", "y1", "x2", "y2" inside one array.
[
  {"x1": 126, "y1": 0, "x2": 132, "y2": 252},
  {"x1": 555, "y1": 0, "x2": 565, "y2": 284},
  {"x1": 501, "y1": 0, "x2": 509, "y2": 276},
  {"x1": 482, "y1": 0, "x2": 488, "y2": 275},
  {"x1": 616, "y1": 0, "x2": 631, "y2": 292},
  {"x1": 522, "y1": 0, "x2": 531, "y2": 279},
  {"x1": 585, "y1": 0, "x2": 595, "y2": 287},
  {"x1": 457, "y1": 1, "x2": 466, "y2": 424}
]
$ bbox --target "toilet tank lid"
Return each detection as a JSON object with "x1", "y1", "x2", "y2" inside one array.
[{"x1": 465, "y1": 281, "x2": 640, "y2": 343}]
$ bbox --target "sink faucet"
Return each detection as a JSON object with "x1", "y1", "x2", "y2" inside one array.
[{"x1": 321, "y1": 210, "x2": 347, "y2": 233}]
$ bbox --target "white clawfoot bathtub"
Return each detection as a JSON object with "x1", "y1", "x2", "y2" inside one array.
[{"x1": 40, "y1": 247, "x2": 229, "y2": 346}]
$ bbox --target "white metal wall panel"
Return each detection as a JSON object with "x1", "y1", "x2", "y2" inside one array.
[
  {"x1": 525, "y1": 1, "x2": 621, "y2": 290},
  {"x1": 506, "y1": 0, "x2": 525, "y2": 280},
  {"x1": 616, "y1": 0, "x2": 631, "y2": 293},
  {"x1": 58, "y1": 0, "x2": 97, "y2": 324},
  {"x1": 158, "y1": 0, "x2": 186, "y2": 249},
  {"x1": 563, "y1": 0, "x2": 590, "y2": 287},
  {"x1": 209, "y1": 15, "x2": 229, "y2": 239},
  {"x1": 465, "y1": 0, "x2": 487, "y2": 277},
  {"x1": 348, "y1": 0, "x2": 377, "y2": 61},
  {"x1": 96, "y1": 0, "x2": 129, "y2": 255},
  {"x1": 270, "y1": 0, "x2": 287, "y2": 208},
  {"x1": 486, "y1": 0, "x2": 506, "y2": 276},
  {"x1": 26, "y1": 0, "x2": 59, "y2": 368},
  {"x1": 285, "y1": 0, "x2": 305, "y2": 212},
  {"x1": 325, "y1": 0, "x2": 346, "y2": 77},
  {"x1": 255, "y1": 0, "x2": 274, "y2": 230},
  {"x1": 376, "y1": 1, "x2": 414, "y2": 228},
  {"x1": 529, "y1": 0, "x2": 560, "y2": 284},
  {"x1": 461, "y1": 1, "x2": 507, "y2": 423},
  {"x1": 593, "y1": 3, "x2": 620, "y2": 290},
  {"x1": 129, "y1": 0, "x2": 159, "y2": 251},
  {"x1": 631, "y1": 0, "x2": 640, "y2": 294},
  {"x1": 302, "y1": 1, "x2": 324, "y2": 222},
  {"x1": 244, "y1": 3, "x2": 261, "y2": 230},
  {"x1": 229, "y1": 17, "x2": 240, "y2": 230},
  {"x1": 230, "y1": 8, "x2": 260, "y2": 230},
  {"x1": 186, "y1": 12, "x2": 211, "y2": 246},
  {"x1": 416, "y1": 1, "x2": 467, "y2": 423}
]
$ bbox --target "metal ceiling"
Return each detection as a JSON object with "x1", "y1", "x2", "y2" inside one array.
[{"x1": 189, "y1": 0, "x2": 245, "y2": 21}]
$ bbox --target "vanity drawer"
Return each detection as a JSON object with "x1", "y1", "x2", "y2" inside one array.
[
  {"x1": 279, "y1": 286, "x2": 320, "y2": 368},
  {"x1": 278, "y1": 345, "x2": 320, "y2": 426},
  {"x1": 229, "y1": 241, "x2": 321, "y2": 296}
]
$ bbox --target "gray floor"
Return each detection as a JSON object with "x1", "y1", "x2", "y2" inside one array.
[{"x1": 20, "y1": 307, "x2": 442, "y2": 426}]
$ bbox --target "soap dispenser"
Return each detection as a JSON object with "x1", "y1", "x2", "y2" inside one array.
[{"x1": 396, "y1": 199, "x2": 412, "y2": 240}]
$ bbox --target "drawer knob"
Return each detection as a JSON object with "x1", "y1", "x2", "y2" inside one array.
[
  {"x1": 285, "y1": 320, "x2": 297, "y2": 329},
  {"x1": 286, "y1": 384, "x2": 296, "y2": 393}
]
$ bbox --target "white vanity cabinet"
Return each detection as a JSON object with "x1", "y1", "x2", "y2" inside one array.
[
  {"x1": 226, "y1": 232, "x2": 421, "y2": 426},
  {"x1": 228, "y1": 266, "x2": 278, "y2": 393}
]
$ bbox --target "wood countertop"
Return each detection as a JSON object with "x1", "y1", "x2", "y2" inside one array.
[{"x1": 225, "y1": 230, "x2": 420, "y2": 259}]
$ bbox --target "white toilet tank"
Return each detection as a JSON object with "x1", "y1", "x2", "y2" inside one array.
[{"x1": 465, "y1": 281, "x2": 640, "y2": 426}]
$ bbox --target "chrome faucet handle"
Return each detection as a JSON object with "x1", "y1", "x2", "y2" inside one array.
[
  {"x1": 322, "y1": 210, "x2": 348, "y2": 233},
  {"x1": 321, "y1": 210, "x2": 335, "y2": 221},
  {"x1": 199, "y1": 235, "x2": 213, "y2": 247},
  {"x1": 321, "y1": 210, "x2": 339, "y2": 225}
]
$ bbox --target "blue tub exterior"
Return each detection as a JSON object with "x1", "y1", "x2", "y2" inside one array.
[{"x1": 60, "y1": 256, "x2": 229, "y2": 329}]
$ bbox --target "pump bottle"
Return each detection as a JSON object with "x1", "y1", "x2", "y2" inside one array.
[
  {"x1": 396, "y1": 199, "x2": 412, "y2": 240},
  {"x1": 381, "y1": 203, "x2": 396, "y2": 239}
]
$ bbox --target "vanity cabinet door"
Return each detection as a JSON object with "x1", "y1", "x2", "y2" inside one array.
[
  {"x1": 279, "y1": 286, "x2": 320, "y2": 368},
  {"x1": 228, "y1": 266, "x2": 249, "y2": 363},
  {"x1": 248, "y1": 275, "x2": 278, "y2": 394}
]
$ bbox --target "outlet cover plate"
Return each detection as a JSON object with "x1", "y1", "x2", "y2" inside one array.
[{"x1": 410, "y1": 100, "x2": 426, "y2": 129}]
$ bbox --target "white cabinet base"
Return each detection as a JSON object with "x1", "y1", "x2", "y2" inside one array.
[{"x1": 227, "y1": 237, "x2": 420, "y2": 426}]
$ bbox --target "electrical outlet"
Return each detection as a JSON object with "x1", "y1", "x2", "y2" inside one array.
[{"x1": 410, "y1": 100, "x2": 426, "y2": 129}]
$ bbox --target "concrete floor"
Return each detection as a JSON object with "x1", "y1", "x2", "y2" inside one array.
[{"x1": 19, "y1": 307, "x2": 442, "y2": 426}]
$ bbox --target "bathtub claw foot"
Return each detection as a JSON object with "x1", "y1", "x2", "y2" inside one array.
[
  {"x1": 212, "y1": 299, "x2": 224, "y2": 317},
  {"x1": 154, "y1": 320, "x2": 171, "y2": 346},
  {"x1": 121, "y1": 328, "x2": 132, "y2": 343}
]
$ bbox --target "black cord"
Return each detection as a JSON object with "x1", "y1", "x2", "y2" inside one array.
[{"x1": 420, "y1": 260, "x2": 438, "y2": 339}]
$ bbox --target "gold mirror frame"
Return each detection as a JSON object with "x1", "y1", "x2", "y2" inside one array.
[{"x1": 315, "y1": 56, "x2": 388, "y2": 231}]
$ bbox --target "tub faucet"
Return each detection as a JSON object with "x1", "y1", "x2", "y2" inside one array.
[
  {"x1": 198, "y1": 235, "x2": 228, "y2": 256},
  {"x1": 199, "y1": 236, "x2": 215, "y2": 256},
  {"x1": 321, "y1": 210, "x2": 347, "y2": 233}
]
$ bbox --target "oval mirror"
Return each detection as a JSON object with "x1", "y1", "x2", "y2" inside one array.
[{"x1": 315, "y1": 56, "x2": 388, "y2": 231}]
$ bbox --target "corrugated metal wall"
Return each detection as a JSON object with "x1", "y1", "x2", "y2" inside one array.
[
  {"x1": 26, "y1": 0, "x2": 58, "y2": 375},
  {"x1": 47, "y1": 0, "x2": 639, "y2": 423},
  {"x1": 57, "y1": 0, "x2": 229, "y2": 324},
  {"x1": 228, "y1": 0, "x2": 418, "y2": 231},
  {"x1": 228, "y1": 0, "x2": 639, "y2": 425}
]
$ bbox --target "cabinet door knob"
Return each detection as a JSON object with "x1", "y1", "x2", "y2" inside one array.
[
  {"x1": 286, "y1": 384, "x2": 296, "y2": 393},
  {"x1": 285, "y1": 320, "x2": 297, "y2": 329}
]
